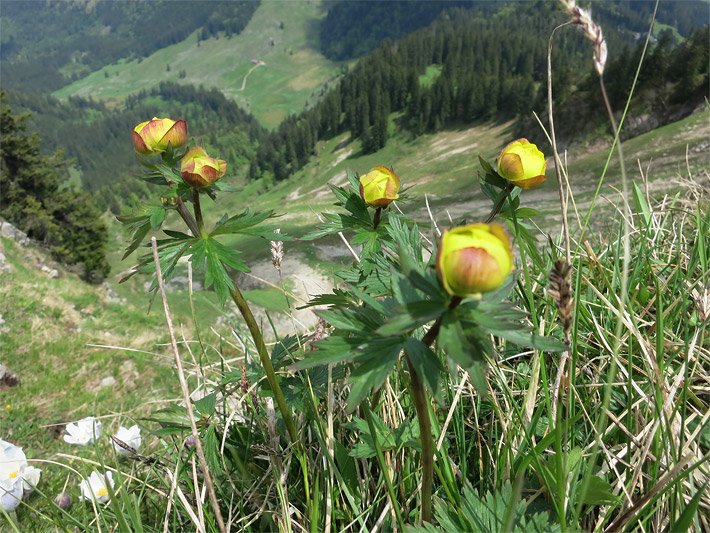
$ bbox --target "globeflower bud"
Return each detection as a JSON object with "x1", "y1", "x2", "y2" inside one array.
[
  {"x1": 436, "y1": 223, "x2": 513, "y2": 297},
  {"x1": 180, "y1": 147, "x2": 227, "y2": 188},
  {"x1": 497, "y1": 138, "x2": 546, "y2": 189},
  {"x1": 131, "y1": 117, "x2": 187, "y2": 155},
  {"x1": 359, "y1": 166, "x2": 400, "y2": 207}
]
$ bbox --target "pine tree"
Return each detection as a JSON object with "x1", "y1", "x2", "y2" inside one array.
[{"x1": 0, "y1": 94, "x2": 110, "y2": 282}]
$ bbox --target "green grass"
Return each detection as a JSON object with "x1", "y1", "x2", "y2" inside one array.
[
  {"x1": 418, "y1": 65, "x2": 442, "y2": 88},
  {"x1": 52, "y1": 0, "x2": 343, "y2": 128}
]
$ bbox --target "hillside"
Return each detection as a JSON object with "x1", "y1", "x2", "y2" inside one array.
[{"x1": 52, "y1": 0, "x2": 343, "y2": 129}]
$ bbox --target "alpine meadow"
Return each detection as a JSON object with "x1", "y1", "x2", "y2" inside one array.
[{"x1": 0, "y1": 1, "x2": 708, "y2": 532}]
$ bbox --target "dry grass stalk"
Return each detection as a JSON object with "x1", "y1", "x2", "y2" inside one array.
[
  {"x1": 271, "y1": 228, "x2": 283, "y2": 273},
  {"x1": 549, "y1": 259, "x2": 574, "y2": 423},
  {"x1": 559, "y1": 0, "x2": 607, "y2": 75},
  {"x1": 549, "y1": 259, "x2": 574, "y2": 345},
  {"x1": 150, "y1": 237, "x2": 227, "y2": 533}
]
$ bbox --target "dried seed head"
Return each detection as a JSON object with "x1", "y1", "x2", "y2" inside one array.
[
  {"x1": 560, "y1": 0, "x2": 607, "y2": 75},
  {"x1": 271, "y1": 228, "x2": 283, "y2": 273},
  {"x1": 691, "y1": 283, "x2": 709, "y2": 323},
  {"x1": 311, "y1": 317, "x2": 328, "y2": 351},
  {"x1": 549, "y1": 259, "x2": 574, "y2": 340}
]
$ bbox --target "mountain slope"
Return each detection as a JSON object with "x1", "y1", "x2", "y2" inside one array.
[{"x1": 52, "y1": 0, "x2": 343, "y2": 128}]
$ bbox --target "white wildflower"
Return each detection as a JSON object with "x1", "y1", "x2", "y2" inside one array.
[
  {"x1": 63, "y1": 417, "x2": 102, "y2": 445},
  {"x1": 79, "y1": 471, "x2": 114, "y2": 504},
  {"x1": 112, "y1": 425, "x2": 141, "y2": 455}
]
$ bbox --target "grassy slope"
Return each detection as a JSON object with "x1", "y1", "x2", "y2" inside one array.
[
  {"x1": 52, "y1": 0, "x2": 342, "y2": 129},
  {"x1": 213, "y1": 108, "x2": 710, "y2": 242}
]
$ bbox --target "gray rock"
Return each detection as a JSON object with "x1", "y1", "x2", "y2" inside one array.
[
  {"x1": 0, "y1": 220, "x2": 30, "y2": 246},
  {"x1": 99, "y1": 376, "x2": 117, "y2": 388},
  {"x1": 0, "y1": 251, "x2": 12, "y2": 273}
]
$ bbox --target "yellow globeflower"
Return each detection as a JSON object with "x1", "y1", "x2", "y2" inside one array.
[
  {"x1": 180, "y1": 147, "x2": 227, "y2": 188},
  {"x1": 497, "y1": 138, "x2": 546, "y2": 189},
  {"x1": 436, "y1": 223, "x2": 513, "y2": 297},
  {"x1": 131, "y1": 117, "x2": 187, "y2": 155},
  {"x1": 359, "y1": 166, "x2": 400, "y2": 207}
]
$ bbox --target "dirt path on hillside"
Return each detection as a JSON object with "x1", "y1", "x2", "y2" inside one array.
[{"x1": 237, "y1": 61, "x2": 265, "y2": 92}]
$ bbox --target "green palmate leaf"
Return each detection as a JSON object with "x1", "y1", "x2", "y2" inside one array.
[
  {"x1": 408, "y1": 482, "x2": 560, "y2": 533},
  {"x1": 296, "y1": 335, "x2": 363, "y2": 369},
  {"x1": 191, "y1": 237, "x2": 248, "y2": 305},
  {"x1": 121, "y1": 220, "x2": 151, "y2": 260},
  {"x1": 317, "y1": 308, "x2": 374, "y2": 333},
  {"x1": 484, "y1": 328, "x2": 566, "y2": 352},
  {"x1": 162, "y1": 229, "x2": 194, "y2": 240},
  {"x1": 346, "y1": 343, "x2": 401, "y2": 410},
  {"x1": 439, "y1": 312, "x2": 491, "y2": 396},
  {"x1": 193, "y1": 392, "x2": 217, "y2": 418},
  {"x1": 346, "y1": 168, "x2": 361, "y2": 192},
  {"x1": 405, "y1": 337, "x2": 443, "y2": 395},
  {"x1": 347, "y1": 412, "x2": 420, "y2": 459},
  {"x1": 118, "y1": 203, "x2": 172, "y2": 259},
  {"x1": 203, "y1": 424, "x2": 223, "y2": 476},
  {"x1": 513, "y1": 207, "x2": 541, "y2": 219},
  {"x1": 576, "y1": 476, "x2": 618, "y2": 505},
  {"x1": 377, "y1": 300, "x2": 446, "y2": 336},
  {"x1": 130, "y1": 239, "x2": 193, "y2": 290},
  {"x1": 302, "y1": 212, "x2": 371, "y2": 240},
  {"x1": 148, "y1": 206, "x2": 165, "y2": 229},
  {"x1": 478, "y1": 155, "x2": 495, "y2": 176},
  {"x1": 210, "y1": 209, "x2": 275, "y2": 237},
  {"x1": 300, "y1": 289, "x2": 353, "y2": 309},
  {"x1": 270, "y1": 334, "x2": 306, "y2": 369}
]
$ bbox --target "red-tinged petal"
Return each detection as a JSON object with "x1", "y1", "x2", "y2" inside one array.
[
  {"x1": 446, "y1": 247, "x2": 504, "y2": 296},
  {"x1": 498, "y1": 152, "x2": 524, "y2": 181},
  {"x1": 159, "y1": 119, "x2": 187, "y2": 150},
  {"x1": 516, "y1": 174, "x2": 546, "y2": 189},
  {"x1": 131, "y1": 131, "x2": 151, "y2": 154}
]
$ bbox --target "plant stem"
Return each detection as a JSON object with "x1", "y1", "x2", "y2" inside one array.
[
  {"x1": 484, "y1": 184, "x2": 513, "y2": 223},
  {"x1": 407, "y1": 296, "x2": 461, "y2": 523},
  {"x1": 228, "y1": 285, "x2": 299, "y2": 445},
  {"x1": 373, "y1": 207, "x2": 383, "y2": 229},
  {"x1": 175, "y1": 197, "x2": 201, "y2": 237},
  {"x1": 192, "y1": 188, "x2": 206, "y2": 236}
]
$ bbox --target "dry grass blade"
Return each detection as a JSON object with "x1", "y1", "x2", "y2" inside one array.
[{"x1": 150, "y1": 237, "x2": 227, "y2": 533}]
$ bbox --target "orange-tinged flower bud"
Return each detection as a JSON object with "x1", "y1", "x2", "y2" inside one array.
[
  {"x1": 180, "y1": 146, "x2": 227, "y2": 188},
  {"x1": 359, "y1": 166, "x2": 400, "y2": 207},
  {"x1": 131, "y1": 117, "x2": 187, "y2": 155},
  {"x1": 436, "y1": 223, "x2": 513, "y2": 297},
  {"x1": 497, "y1": 138, "x2": 546, "y2": 189}
]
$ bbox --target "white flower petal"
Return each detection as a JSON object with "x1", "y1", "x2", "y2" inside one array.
[
  {"x1": 63, "y1": 417, "x2": 102, "y2": 446},
  {"x1": 112, "y1": 425, "x2": 141, "y2": 455},
  {"x1": 79, "y1": 470, "x2": 114, "y2": 504},
  {"x1": 0, "y1": 477, "x2": 23, "y2": 512},
  {"x1": 21, "y1": 466, "x2": 41, "y2": 493}
]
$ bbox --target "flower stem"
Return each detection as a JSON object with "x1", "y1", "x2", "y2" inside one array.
[
  {"x1": 407, "y1": 296, "x2": 461, "y2": 523},
  {"x1": 175, "y1": 197, "x2": 201, "y2": 237},
  {"x1": 192, "y1": 188, "x2": 206, "y2": 236},
  {"x1": 484, "y1": 183, "x2": 514, "y2": 223},
  {"x1": 228, "y1": 285, "x2": 299, "y2": 445},
  {"x1": 372, "y1": 207, "x2": 383, "y2": 229}
]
